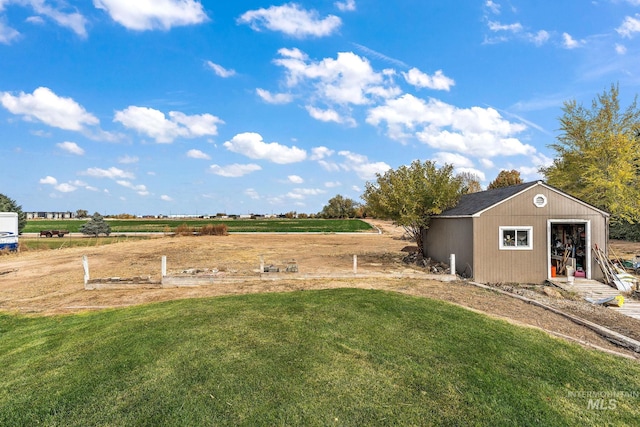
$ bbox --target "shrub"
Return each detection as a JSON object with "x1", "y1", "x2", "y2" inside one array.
[
  {"x1": 79, "y1": 213, "x2": 111, "y2": 237},
  {"x1": 200, "y1": 223, "x2": 228, "y2": 236},
  {"x1": 175, "y1": 223, "x2": 195, "y2": 236}
]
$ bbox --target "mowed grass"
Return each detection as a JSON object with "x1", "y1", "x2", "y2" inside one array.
[
  {"x1": 23, "y1": 218, "x2": 373, "y2": 234},
  {"x1": 1, "y1": 289, "x2": 639, "y2": 426}
]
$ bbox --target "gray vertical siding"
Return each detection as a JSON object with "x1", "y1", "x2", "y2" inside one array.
[
  {"x1": 424, "y1": 184, "x2": 608, "y2": 284},
  {"x1": 474, "y1": 186, "x2": 607, "y2": 283},
  {"x1": 425, "y1": 217, "x2": 473, "y2": 276}
]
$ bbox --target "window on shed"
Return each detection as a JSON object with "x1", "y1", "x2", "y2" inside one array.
[{"x1": 499, "y1": 226, "x2": 533, "y2": 250}]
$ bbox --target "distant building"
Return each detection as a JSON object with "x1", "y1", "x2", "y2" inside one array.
[{"x1": 26, "y1": 211, "x2": 75, "y2": 220}]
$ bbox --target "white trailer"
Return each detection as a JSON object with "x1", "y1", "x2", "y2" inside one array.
[{"x1": 0, "y1": 212, "x2": 19, "y2": 251}]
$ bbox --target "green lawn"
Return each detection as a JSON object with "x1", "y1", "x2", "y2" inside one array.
[
  {"x1": 1, "y1": 289, "x2": 639, "y2": 426},
  {"x1": 23, "y1": 218, "x2": 373, "y2": 234}
]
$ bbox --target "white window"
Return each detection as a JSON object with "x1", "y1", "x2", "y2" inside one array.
[{"x1": 499, "y1": 226, "x2": 533, "y2": 250}]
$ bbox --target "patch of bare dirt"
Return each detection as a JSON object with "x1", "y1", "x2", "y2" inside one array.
[{"x1": 0, "y1": 220, "x2": 639, "y2": 359}]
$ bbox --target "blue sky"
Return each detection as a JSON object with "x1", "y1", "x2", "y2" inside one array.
[{"x1": 2, "y1": 1, "x2": 640, "y2": 216}]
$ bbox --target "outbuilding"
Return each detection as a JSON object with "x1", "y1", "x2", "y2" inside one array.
[{"x1": 424, "y1": 181, "x2": 609, "y2": 284}]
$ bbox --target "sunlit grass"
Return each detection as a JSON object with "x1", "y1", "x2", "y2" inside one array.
[{"x1": 1, "y1": 289, "x2": 639, "y2": 426}]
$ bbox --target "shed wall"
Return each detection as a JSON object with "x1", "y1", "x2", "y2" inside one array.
[
  {"x1": 473, "y1": 186, "x2": 607, "y2": 283},
  {"x1": 425, "y1": 217, "x2": 473, "y2": 276}
]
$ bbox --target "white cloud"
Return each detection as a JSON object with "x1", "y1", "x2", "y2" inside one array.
[
  {"x1": 485, "y1": 16, "x2": 550, "y2": 47},
  {"x1": 81, "y1": 167, "x2": 135, "y2": 180},
  {"x1": 0, "y1": 1, "x2": 87, "y2": 38},
  {"x1": 93, "y1": 0, "x2": 208, "y2": 31},
  {"x1": 335, "y1": 0, "x2": 356, "y2": 12},
  {"x1": 402, "y1": 68, "x2": 455, "y2": 91},
  {"x1": 205, "y1": 61, "x2": 236, "y2": 78},
  {"x1": 352, "y1": 43, "x2": 408, "y2": 68},
  {"x1": 485, "y1": 0, "x2": 500, "y2": 14},
  {"x1": 56, "y1": 141, "x2": 84, "y2": 155},
  {"x1": 270, "y1": 48, "x2": 401, "y2": 125},
  {"x1": 26, "y1": 16, "x2": 44, "y2": 25},
  {"x1": 223, "y1": 132, "x2": 307, "y2": 164},
  {"x1": 324, "y1": 181, "x2": 341, "y2": 188},
  {"x1": 209, "y1": 163, "x2": 262, "y2": 178},
  {"x1": 305, "y1": 105, "x2": 356, "y2": 126},
  {"x1": 318, "y1": 160, "x2": 340, "y2": 172},
  {"x1": 39, "y1": 175, "x2": 57, "y2": 185},
  {"x1": 338, "y1": 151, "x2": 390, "y2": 180},
  {"x1": 238, "y1": 3, "x2": 341, "y2": 38},
  {"x1": 562, "y1": 32, "x2": 583, "y2": 49},
  {"x1": 288, "y1": 175, "x2": 304, "y2": 184},
  {"x1": 28, "y1": 0, "x2": 87, "y2": 37},
  {"x1": 69, "y1": 180, "x2": 96, "y2": 191},
  {"x1": 114, "y1": 106, "x2": 223, "y2": 143},
  {"x1": 287, "y1": 188, "x2": 327, "y2": 199},
  {"x1": 0, "y1": 87, "x2": 99, "y2": 131},
  {"x1": 616, "y1": 43, "x2": 627, "y2": 54},
  {"x1": 432, "y1": 152, "x2": 474, "y2": 168},
  {"x1": 40, "y1": 176, "x2": 98, "y2": 193},
  {"x1": 617, "y1": 14, "x2": 640, "y2": 38},
  {"x1": 488, "y1": 21, "x2": 523, "y2": 33},
  {"x1": 310, "y1": 146, "x2": 335, "y2": 160},
  {"x1": 116, "y1": 180, "x2": 149, "y2": 196},
  {"x1": 244, "y1": 188, "x2": 260, "y2": 199},
  {"x1": 256, "y1": 88, "x2": 293, "y2": 104},
  {"x1": 518, "y1": 165, "x2": 543, "y2": 181},
  {"x1": 274, "y1": 49, "x2": 399, "y2": 106},
  {"x1": 480, "y1": 158, "x2": 494, "y2": 169},
  {"x1": 528, "y1": 30, "x2": 549, "y2": 46},
  {"x1": 54, "y1": 182, "x2": 78, "y2": 193},
  {"x1": 0, "y1": 19, "x2": 20, "y2": 44},
  {"x1": 160, "y1": 195, "x2": 173, "y2": 201},
  {"x1": 118, "y1": 155, "x2": 139, "y2": 164},
  {"x1": 186, "y1": 149, "x2": 211, "y2": 160},
  {"x1": 367, "y1": 94, "x2": 534, "y2": 157}
]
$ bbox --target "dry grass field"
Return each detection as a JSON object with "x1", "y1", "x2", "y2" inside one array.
[{"x1": 2, "y1": 220, "x2": 640, "y2": 359}]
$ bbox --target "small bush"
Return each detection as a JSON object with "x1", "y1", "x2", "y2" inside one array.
[
  {"x1": 200, "y1": 223, "x2": 228, "y2": 236},
  {"x1": 610, "y1": 221, "x2": 640, "y2": 241},
  {"x1": 175, "y1": 223, "x2": 195, "y2": 236}
]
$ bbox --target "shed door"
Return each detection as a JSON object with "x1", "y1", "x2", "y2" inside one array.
[{"x1": 548, "y1": 220, "x2": 590, "y2": 280}]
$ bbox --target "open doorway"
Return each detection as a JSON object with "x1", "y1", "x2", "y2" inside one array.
[{"x1": 548, "y1": 220, "x2": 590, "y2": 279}]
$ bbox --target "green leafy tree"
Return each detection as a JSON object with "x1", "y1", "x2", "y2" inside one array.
[
  {"x1": 79, "y1": 212, "x2": 111, "y2": 237},
  {"x1": 362, "y1": 160, "x2": 463, "y2": 254},
  {"x1": 0, "y1": 193, "x2": 26, "y2": 233},
  {"x1": 319, "y1": 195, "x2": 359, "y2": 218},
  {"x1": 540, "y1": 84, "x2": 640, "y2": 223},
  {"x1": 75, "y1": 209, "x2": 89, "y2": 218},
  {"x1": 487, "y1": 169, "x2": 523, "y2": 190}
]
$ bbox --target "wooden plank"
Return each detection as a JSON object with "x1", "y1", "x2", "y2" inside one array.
[{"x1": 550, "y1": 278, "x2": 640, "y2": 320}]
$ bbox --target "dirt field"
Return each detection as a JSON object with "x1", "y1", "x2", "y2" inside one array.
[{"x1": 2, "y1": 220, "x2": 640, "y2": 359}]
